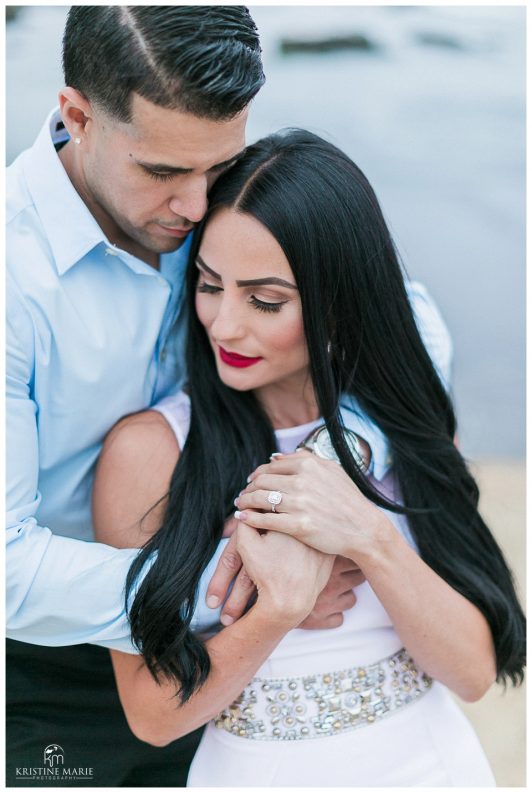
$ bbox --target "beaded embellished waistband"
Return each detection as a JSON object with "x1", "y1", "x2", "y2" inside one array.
[{"x1": 214, "y1": 647, "x2": 432, "y2": 741}]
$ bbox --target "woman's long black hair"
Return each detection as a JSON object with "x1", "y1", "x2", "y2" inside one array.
[{"x1": 126, "y1": 130, "x2": 525, "y2": 702}]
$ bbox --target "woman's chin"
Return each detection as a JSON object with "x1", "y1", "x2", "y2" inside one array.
[{"x1": 216, "y1": 365, "x2": 258, "y2": 392}]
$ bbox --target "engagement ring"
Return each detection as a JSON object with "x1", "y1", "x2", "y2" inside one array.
[{"x1": 267, "y1": 491, "x2": 283, "y2": 512}]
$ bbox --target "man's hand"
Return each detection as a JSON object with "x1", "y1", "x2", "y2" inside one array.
[
  {"x1": 206, "y1": 535, "x2": 365, "y2": 628},
  {"x1": 298, "y1": 555, "x2": 365, "y2": 629}
]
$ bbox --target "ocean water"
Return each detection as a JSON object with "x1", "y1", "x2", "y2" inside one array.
[{"x1": 6, "y1": 5, "x2": 525, "y2": 457}]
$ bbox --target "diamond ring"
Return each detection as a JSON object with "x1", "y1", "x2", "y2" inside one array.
[{"x1": 267, "y1": 491, "x2": 283, "y2": 512}]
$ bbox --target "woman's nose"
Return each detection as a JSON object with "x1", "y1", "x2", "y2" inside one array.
[{"x1": 210, "y1": 297, "x2": 246, "y2": 342}]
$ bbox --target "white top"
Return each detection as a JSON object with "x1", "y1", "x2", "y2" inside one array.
[{"x1": 154, "y1": 390, "x2": 416, "y2": 676}]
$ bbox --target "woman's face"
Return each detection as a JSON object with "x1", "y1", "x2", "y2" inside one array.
[{"x1": 195, "y1": 208, "x2": 310, "y2": 399}]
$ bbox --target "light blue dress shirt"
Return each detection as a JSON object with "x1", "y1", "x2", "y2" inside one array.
[
  {"x1": 6, "y1": 109, "x2": 453, "y2": 654},
  {"x1": 6, "y1": 110, "x2": 196, "y2": 652}
]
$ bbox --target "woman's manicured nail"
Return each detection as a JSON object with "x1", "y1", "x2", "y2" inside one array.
[
  {"x1": 246, "y1": 475, "x2": 253, "y2": 483},
  {"x1": 220, "y1": 614, "x2": 234, "y2": 626},
  {"x1": 270, "y1": 452, "x2": 283, "y2": 459},
  {"x1": 234, "y1": 497, "x2": 239, "y2": 507},
  {"x1": 234, "y1": 510, "x2": 247, "y2": 520},
  {"x1": 206, "y1": 595, "x2": 220, "y2": 608}
]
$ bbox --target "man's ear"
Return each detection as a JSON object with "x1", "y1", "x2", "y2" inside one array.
[{"x1": 58, "y1": 87, "x2": 94, "y2": 144}]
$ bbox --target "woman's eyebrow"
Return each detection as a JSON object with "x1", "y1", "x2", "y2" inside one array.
[
  {"x1": 196, "y1": 255, "x2": 297, "y2": 290},
  {"x1": 236, "y1": 277, "x2": 297, "y2": 289},
  {"x1": 196, "y1": 255, "x2": 222, "y2": 280}
]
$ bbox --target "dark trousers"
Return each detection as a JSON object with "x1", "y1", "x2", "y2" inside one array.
[{"x1": 6, "y1": 640, "x2": 203, "y2": 787}]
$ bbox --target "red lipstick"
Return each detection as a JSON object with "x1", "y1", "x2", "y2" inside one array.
[{"x1": 219, "y1": 346, "x2": 263, "y2": 368}]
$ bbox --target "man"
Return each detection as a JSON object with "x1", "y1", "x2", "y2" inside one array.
[{"x1": 6, "y1": 7, "x2": 363, "y2": 786}]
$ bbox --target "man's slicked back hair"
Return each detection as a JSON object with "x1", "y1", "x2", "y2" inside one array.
[{"x1": 62, "y1": 6, "x2": 265, "y2": 121}]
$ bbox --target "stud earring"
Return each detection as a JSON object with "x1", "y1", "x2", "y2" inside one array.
[{"x1": 74, "y1": 136, "x2": 81, "y2": 145}]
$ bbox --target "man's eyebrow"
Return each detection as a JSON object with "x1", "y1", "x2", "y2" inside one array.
[
  {"x1": 196, "y1": 255, "x2": 297, "y2": 290},
  {"x1": 137, "y1": 149, "x2": 246, "y2": 175},
  {"x1": 209, "y1": 149, "x2": 246, "y2": 172}
]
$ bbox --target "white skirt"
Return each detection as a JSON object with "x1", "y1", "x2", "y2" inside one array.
[{"x1": 187, "y1": 682, "x2": 495, "y2": 787}]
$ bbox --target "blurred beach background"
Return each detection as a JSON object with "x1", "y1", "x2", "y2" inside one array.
[{"x1": 6, "y1": 4, "x2": 526, "y2": 786}]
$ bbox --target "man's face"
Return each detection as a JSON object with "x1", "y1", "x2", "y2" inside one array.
[{"x1": 81, "y1": 94, "x2": 248, "y2": 254}]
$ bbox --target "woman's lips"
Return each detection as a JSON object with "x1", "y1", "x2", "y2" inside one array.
[{"x1": 218, "y1": 346, "x2": 263, "y2": 368}]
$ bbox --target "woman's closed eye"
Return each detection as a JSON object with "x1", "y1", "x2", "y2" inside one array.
[
  {"x1": 197, "y1": 281, "x2": 222, "y2": 294},
  {"x1": 249, "y1": 296, "x2": 287, "y2": 313},
  {"x1": 197, "y1": 281, "x2": 288, "y2": 313}
]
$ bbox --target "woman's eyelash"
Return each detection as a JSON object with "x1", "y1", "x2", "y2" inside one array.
[
  {"x1": 250, "y1": 297, "x2": 287, "y2": 313},
  {"x1": 197, "y1": 282, "x2": 222, "y2": 294},
  {"x1": 197, "y1": 282, "x2": 287, "y2": 313}
]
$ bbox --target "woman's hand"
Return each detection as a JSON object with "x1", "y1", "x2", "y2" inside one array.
[
  {"x1": 237, "y1": 453, "x2": 497, "y2": 701},
  {"x1": 109, "y1": 521, "x2": 335, "y2": 747},
  {"x1": 234, "y1": 521, "x2": 335, "y2": 627},
  {"x1": 234, "y1": 451, "x2": 394, "y2": 561}
]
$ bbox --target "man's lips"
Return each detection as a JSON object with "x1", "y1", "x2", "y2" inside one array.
[
  {"x1": 156, "y1": 223, "x2": 193, "y2": 238},
  {"x1": 218, "y1": 346, "x2": 263, "y2": 368}
]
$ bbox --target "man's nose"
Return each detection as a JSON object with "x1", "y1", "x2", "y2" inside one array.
[{"x1": 168, "y1": 177, "x2": 208, "y2": 223}]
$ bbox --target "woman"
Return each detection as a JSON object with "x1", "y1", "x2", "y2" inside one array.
[{"x1": 93, "y1": 130, "x2": 525, "y2": 786}]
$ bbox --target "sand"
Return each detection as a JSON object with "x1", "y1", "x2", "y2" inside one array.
[{"x1": 453, "y1": 459, "x2": 526, "y2": 787}]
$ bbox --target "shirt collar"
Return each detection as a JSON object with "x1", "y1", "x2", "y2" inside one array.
[{"x1": 23, "y1": 108, "x2": 117, "y2": 276}]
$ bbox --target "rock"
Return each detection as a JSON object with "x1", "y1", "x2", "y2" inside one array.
[
  {"x1": 414, "y1": 31, "x2": 466, "y2": 51},
  {"x1": 280, "y1": 34, "x2": 379, "y2": 55},
  {"x1": 6, "y1": 6, "x2": 21, "y2": 22}
]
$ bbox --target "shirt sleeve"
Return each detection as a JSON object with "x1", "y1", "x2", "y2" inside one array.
[
  {"x1": 5, "y1": 277, "x2": 145, "y2": 653},
  {"x1": 407, "y1": 281, "x2": 453, "y2": 390}
]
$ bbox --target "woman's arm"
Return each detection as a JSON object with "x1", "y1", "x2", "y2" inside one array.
[
  {"x1": 359, "y1": 426, "x2": 492, "y2": 702},
  {"x1": 351, "y1": 522, "x2": 496, "y2": 702},
  {"x1": 92, "y1": 410, "x2": 178, "y2": 548},
  {"x1": 93, "y1": 413, "x2": 333, "y2": 746},
  {"x1": 110, "y1": 593, "x2": 306, "y2": 746},
  {"x1": 235, "y1": 452, "x2": 497, "y2": 702},
  {"x1": 111, "y1": 524, "x2": 332, "y2": 746}
]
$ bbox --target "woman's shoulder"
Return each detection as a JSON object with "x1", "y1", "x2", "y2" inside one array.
[
  {"x1": 93, "y1": 408, "x2": 181, "y2": 548},
  {"x1": 102, "y1": 387, "x2": 191, "y2": 458},
  {"x1": 103, "y1": 407, "x2": 180, "y2": 460}
]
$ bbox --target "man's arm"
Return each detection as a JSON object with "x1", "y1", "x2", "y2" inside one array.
[
  {"x1": 6, "y1": 278, "x2": 145, "y2": 651},
  {"x1": 7, "y1": 523, "x2": 147, "y2": 650},
  {"x1": 6, "y1": 288, "x2": 247, "y2": 649}
]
